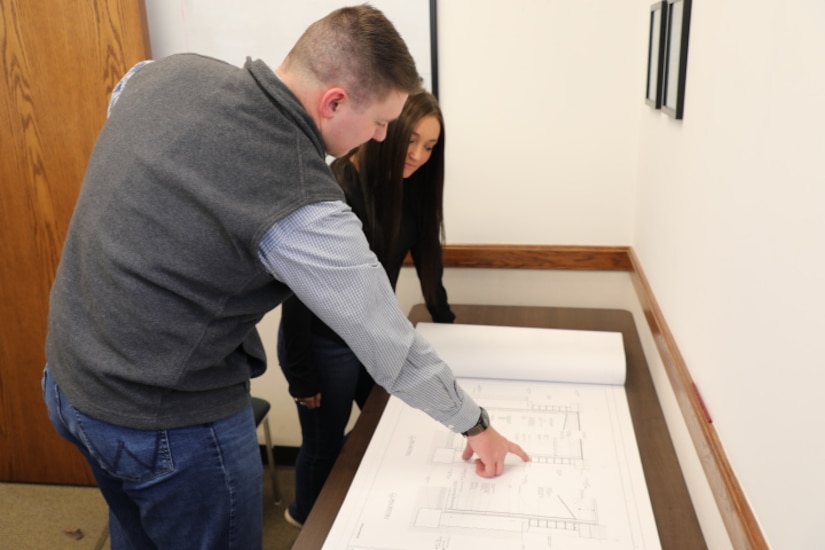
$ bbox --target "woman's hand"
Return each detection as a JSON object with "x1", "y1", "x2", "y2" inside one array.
[{"x1": 293, "y1": 393, "x2": 322, "y2": 409}]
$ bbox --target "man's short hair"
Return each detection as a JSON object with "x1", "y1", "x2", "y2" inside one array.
[{"x1": 285, "y1": 4, "x2": 422, "y2": 108}]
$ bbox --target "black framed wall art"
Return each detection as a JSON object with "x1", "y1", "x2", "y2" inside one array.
[
  {"x1": 661, "y1": 0, "x2": 692, "y2": 119},
  {"x1": 646, "y1": 2, "x2": 668, "y2": 109}
]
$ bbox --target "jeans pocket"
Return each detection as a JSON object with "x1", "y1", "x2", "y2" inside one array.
[{"x1": 68, "y1": 405, "x2": 175, "y2": 483}]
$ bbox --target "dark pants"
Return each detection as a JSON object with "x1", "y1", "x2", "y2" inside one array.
[{"x1": 277, "y1": 330, "x2": 374, "y2": 524}]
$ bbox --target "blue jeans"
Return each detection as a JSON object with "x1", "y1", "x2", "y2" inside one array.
[
  {"x1": 277, "y1": 330, "x2": 374, "y2": 524},
  {"x1": 42, "y1": 366, "x2": 263, "y2": 550}
]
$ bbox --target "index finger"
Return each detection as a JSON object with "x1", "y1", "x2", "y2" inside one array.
[{"x1": 509, "y1": 442, "x2": 531, "y2": 462}]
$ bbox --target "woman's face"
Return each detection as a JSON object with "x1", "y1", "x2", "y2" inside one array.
[{"x1": 403, "y1": 115, "x2": 441, "y2": 179}]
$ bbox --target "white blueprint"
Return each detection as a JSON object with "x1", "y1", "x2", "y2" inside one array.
[{"x1": 322, "y1": 324, "x2": 661, "y2": 550}]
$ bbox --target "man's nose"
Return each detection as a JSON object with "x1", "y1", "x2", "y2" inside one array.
[{"x1": 373, "y1": 126, "x2": 388, "y2": 142}]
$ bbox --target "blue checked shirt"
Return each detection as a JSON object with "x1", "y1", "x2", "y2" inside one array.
[{"x1": 258, "y1": 201, "x2": 477, "y2": 431}]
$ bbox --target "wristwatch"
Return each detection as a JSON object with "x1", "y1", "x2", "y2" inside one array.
[{"x1": 462, "y1": 407, "x2": 490, "y2": 437}]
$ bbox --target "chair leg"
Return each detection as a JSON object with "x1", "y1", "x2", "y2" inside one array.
[
  {"x1": 94, "y1": 520, "x2": 109, "y2": 550},
  {"x1": 261, "y1": 416, "x2": 283, "y2": 505}
]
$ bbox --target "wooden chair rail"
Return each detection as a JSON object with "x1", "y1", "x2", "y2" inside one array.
[
  {"x1": 406, "y1": 244, "x2": 632, "y2": 270},
  {"x1": 442, "y1": 244, "x2": 633, "y2": 270},
  {"x1": 433, "y1": 244, "x2": 767, "y2": 550}
]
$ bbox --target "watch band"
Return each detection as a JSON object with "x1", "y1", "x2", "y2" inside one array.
[{"x1": 462, "y1": 407, "x2": 490, "y2": 437}]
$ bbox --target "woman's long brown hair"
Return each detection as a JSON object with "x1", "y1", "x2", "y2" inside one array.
[{"x1": 337, "y1": 91, "x2": 446, "y2": 305}]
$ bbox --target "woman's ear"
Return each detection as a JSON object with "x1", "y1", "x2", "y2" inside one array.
[{"x1": 319, "y1": 87, "x2": 348, "y2": 120}]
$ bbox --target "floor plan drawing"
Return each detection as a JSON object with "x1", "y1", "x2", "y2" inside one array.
[{"x1": 322, "y1": 324, "x2": 661, "y2": 550}]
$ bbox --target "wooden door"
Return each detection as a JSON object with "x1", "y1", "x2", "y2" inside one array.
[{"x1": 1, "y1": 0, "x2": 150, "y2": 484}]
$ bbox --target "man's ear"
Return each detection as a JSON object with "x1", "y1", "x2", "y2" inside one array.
[{"x1": 319, "y1": 87, "x2": 348, "y2": 120}]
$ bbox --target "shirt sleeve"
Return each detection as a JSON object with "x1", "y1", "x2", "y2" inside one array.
[{"x1": 258, "y1": 201, "x2": 478, "y2": 432}]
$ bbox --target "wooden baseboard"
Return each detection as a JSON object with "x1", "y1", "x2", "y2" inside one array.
[{"x1": 438, "y1": 244, "x2": 767, "y2": 550}]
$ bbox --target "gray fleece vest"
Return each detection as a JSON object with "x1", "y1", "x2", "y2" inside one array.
[{"x1": 46, "y1": 54, "x2": 344, "y2": 429}]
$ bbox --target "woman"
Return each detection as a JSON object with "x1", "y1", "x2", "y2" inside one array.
[{"x1": 277, "y1": 91, "x2": 454, "y2": 527}]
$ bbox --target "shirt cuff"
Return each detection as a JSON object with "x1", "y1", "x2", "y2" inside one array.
[{"x1": 443, "y1": 396, "x2": 482, "y2": 434}]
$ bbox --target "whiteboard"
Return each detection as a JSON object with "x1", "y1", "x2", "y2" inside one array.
[{"x1": 143, "y1": 0, "x2": 434, "y2": 91}]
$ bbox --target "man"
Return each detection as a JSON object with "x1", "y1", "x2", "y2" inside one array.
[{"x1": 43, "y1": 5, "x2": 528, "y2": 549}]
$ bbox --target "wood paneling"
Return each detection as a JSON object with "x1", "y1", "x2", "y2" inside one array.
[{"x1": 0, "y1": 0, "x2": 150, "y2": 485}]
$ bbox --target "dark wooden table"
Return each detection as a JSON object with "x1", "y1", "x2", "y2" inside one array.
[{"x1": 292, "y1": 304, "x2": 706, "y2": 549}]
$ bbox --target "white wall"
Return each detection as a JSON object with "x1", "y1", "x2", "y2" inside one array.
[
  {"x1": 634, "y1": 2, "x2": 825, "y2": 549},
  {"x1": 143, "y1": 0, "x2": 433, "y2": 87},
  {"x1": 437, "y1": 0, "x2": 641, "y2": 245},
  {"x1": 139, "y1": 0, "x2": 825, "y2": 547}
]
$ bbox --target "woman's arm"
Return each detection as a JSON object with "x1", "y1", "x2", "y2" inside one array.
[
  {"x1": 278, "y1": 295, "x2": 321, "y2": 398},
  {"x1": 410, "y1": 241, "x2": 455, "y2": 324}
]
